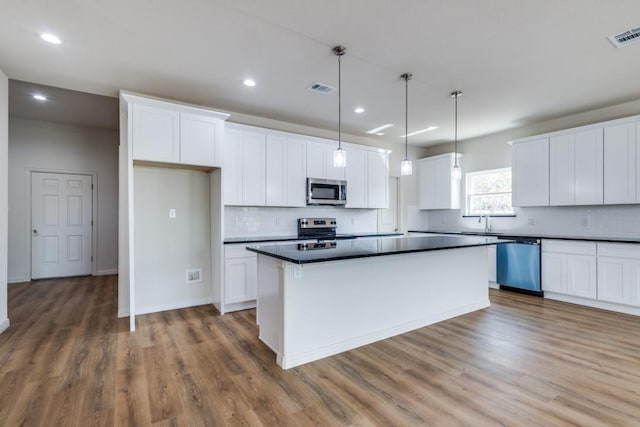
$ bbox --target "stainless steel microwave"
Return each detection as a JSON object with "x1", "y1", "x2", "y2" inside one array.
[{"x1": 306, "y1": 178, "x2": 347, "y2": 205}]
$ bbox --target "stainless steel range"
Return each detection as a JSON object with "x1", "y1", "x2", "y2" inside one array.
[{"x1": 297, "y1": 218, "x2": 337, "y2": 240}]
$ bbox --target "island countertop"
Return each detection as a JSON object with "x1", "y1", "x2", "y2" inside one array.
[{"x1": 246, "y1": 235, "x2": 513, "y2": 264}]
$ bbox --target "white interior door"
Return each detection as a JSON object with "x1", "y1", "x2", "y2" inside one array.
[
  {"x1": 31, "y1": 172, "x2": 92, "y2": 279},
  {"x1": 378, "y1": 177, "x2": 399, "y2": 232}
]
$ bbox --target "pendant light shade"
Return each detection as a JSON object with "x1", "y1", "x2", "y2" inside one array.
[
  {"x1": 400, "y1": 73, "x2": 413, "y2": 176},
  {"x1": 451, "y1": 90, "x2": 462, "y2": 180},
  {"x1": 333, "y1": 45, "x2": 347, "y2": 168}
]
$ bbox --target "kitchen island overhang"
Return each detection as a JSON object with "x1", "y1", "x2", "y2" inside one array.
[{"x1": 248, "y1": 236, "x2": 513, "y2": 369}]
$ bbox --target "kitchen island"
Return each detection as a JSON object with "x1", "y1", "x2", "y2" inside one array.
[{"x1": 247, "y1": 235, "x2": 511, "y2": 369}]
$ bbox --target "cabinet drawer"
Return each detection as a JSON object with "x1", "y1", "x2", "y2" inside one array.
[
  {"x1": 225, "y1": 244, "x2": 257, "y2": 259},
  {"x1": 542, "y1": 239, "x2": 596, "y2": 255},
  {"x1": 597, "y1": 242, "x2": 640, "y2": 259}
]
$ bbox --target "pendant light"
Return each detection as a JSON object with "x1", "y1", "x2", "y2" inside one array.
[
  {"x1": 400, "y1": 73, "x2": 413, "y2": 176},
  {"x1": 451, "y1": 90, "x2": 463, "y2": 180},
  {"x1": 333, "y1": 45, "x2": 347, "y2": 168}
]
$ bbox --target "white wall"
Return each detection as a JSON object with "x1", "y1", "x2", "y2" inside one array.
[
  {"x1": 8, "y1": 118, "x2": 118, "y2": 282},
  {"x1": 134, "y1": 167, "x2": 212, "y2": 314},
  {"x1": 0, "y1": 68, "x2": 9, "y2": 333},
  {"x1": 417, "y1": 99, "x2": 640, "y2": 236}
]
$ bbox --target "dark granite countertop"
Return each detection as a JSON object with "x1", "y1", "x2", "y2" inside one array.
[
  {"x1": 246, "y1": 235, "x2": 513, "y2": 264},
  {"x1": 409, "y1": 230, "x2": 640, "y2": 244},
  {"x1": 224, "y1": 232, "x2": 403, "y2": 244}
]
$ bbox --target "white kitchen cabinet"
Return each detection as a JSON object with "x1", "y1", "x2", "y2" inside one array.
[
  {"x1": 541, "y1": 240, "x2": 597, "y2": 299},
  {"x1": 266, "y1": 135, "x2": 307, "y2": 207},
  {"x1": 549, "y1": 129, "x2": 604, "y2": 206},
  {"x1": 345, "y1": 147, "x2": 368, "y2": 208},
  {"x1": 223, "y1": 128, "x2": 266, "y2": 206},
  {"x1": 180, "y1": 112, "x2": 221, "y2": 167},
  {"x1": 418, "y1": 153, "x2": 461, "y2": 210},
  {"x1": 488, "y1": 245, "x2": 497, "y2": 285},
  {"x1": 512, "y1": 138, "x2": 549, "y2": 207},
  {"x1": 367, "y1": 151, "x2": 389, "y2": 209},
  {"x1": 132, "y1": 103, "x2": 180, "y2": 163},
  {"x1": 597, "y1": 243, "x2": 640, "y2": 307},
  {"x1": 604, "y1": 122, "x2": 636, "y2": 204},
  {"x1": 305, "y1": 140, "x2": 345, "y2": 181},
  {"x1": 224, "y1": 245, "x2": 257, "y2": 306}
]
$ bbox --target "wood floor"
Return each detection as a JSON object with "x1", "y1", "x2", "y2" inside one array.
[{"x1": 1, "y1": 276, "x2": 640, "y2": 426}]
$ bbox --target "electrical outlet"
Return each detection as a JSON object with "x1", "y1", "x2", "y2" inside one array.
[
  {"x1": 581, "y1": 216, "x2": 590, "y2": 226},
  {"x1": 527, "y1": 218, "x2": 535, "y2": 226},
  {"x1": 275, "y1": 217, "x2": 281, "y2": 226},
  {"x1": 351, "y1": 217, "x2": 355, "y2": 225},
  {"x1": 441, "y1": 217, "x2": 446, "y2": 225},
  {"x1": 169, "y1": 209, "x2": 176, "y2": 219}
]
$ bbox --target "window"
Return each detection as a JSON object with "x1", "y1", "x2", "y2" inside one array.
[{"x1": 465, "y1": 167, "x2": 514, "y2": 215}]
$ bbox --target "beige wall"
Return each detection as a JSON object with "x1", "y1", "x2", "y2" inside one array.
[
  {"x1": 133, "y1": 167, "x2": 212, "y2": 314},
  {"x1": 8, "y1": 118, "x2": 119, "y2": 282},
  {"x1": 0, "y1": 68, "x2": 8, "y2": 332}
]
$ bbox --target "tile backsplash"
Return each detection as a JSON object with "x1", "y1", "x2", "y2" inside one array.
[
  {"x1": 424, "y1": 205, "x2": 640, "y2": 238},
  {"x1": 225, "y1": 206, "x2": 379, "y2": 238}
]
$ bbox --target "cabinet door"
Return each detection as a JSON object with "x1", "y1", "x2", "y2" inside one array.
[
  {"x1": 630, "y1": 259, "x2": 640, "y2": 307},
  {"x1": 345, "y1": 148, "x2": 368, "y2": 208},
  {"x1": 242, "y1": 132, "x2": 266, "y2": 206},
  {"x1": 574, "y1": 128, "x2": 603, "y2": 205},
  {"x1": 541, "y1": 252, "x2": 568, "y2": 294},
  {"x1": 434, "y1": 155, "x2": 454, "y2": 209},
  {"x1": 418, "y1": 159, "x2": 436, "y2": 210},
  {"x1": 223, "y1": 130, "x2": 243, "y2": 206},
  {"x1": 549, "y1": 134, "x2": 574, "y2": 206},
  {"x1": 306, "y1": 141, "x2": 325, "y2": 178},
  {"x1": 367, "y1": 151, "x2": 389, "y2": 208},
  {"x1": 132, "y1": 104, "x2": 180, "y2": 163},
  {"x1": 180, "y1": 113, "x2": 219, "y2": 167},
  {"x1": 604, "y1": 123, "x2": 636, "y2": 204},
  {"x1": 265, "y1": 135, "x2": 286, "y2": 206},
  {"x1": 488, "y1": 246, "x2": 497, "y2": 283},
  {"x1": 567, "y1": 254, "x2": 597, "y2": 299},
  {"x1": 325, "y1": 143, "x2": 346, "y2": 181},
  {"x1": 286, "y1": 138, "x2": 307, "y2": 207},
  {"x1": 597, "y1": 256, "x2": 630, "y2": 305},
  {"x1": 512, "y1": 138, "x2": 549, "y2": 207},
  {"x1": 224, "y1": 257, "x2": 257, "y2": 304}
]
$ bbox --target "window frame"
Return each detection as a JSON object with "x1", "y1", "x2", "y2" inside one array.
[{"x1": 464, "y1": 167, "x2": 515, "y2": 216}]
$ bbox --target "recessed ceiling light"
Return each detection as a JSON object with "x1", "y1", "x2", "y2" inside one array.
[
  {"x1": 366, "y1": 124, "x2": 393, "y2": 134},
  {"x1": 243, "y1": 79, "x2": 256, "y2": 87},
  {"x1": 401, "y1": 126, "x2": 439, "y2": 138},
  {"x1": 40, "y1": 33, "x2": 62, "y2": 45},
  {"x1": 376, "y1": 133, "x2": 384, "y2": 136},
  {"x1": 354, "y1": 107, "x2": 365, "y2": 114},
  {"x1": 33, "y1": 94, "x2": 47, "y2": 101}
]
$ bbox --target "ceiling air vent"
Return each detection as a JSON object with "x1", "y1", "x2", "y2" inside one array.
[
  {"x1": 308, "y1": 82, "x2": 335, "y2": 95},
  {"x1": 608, "y1": 26, "x2": 640, "y2": 48}
]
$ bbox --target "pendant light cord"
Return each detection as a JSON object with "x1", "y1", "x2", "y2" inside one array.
[
  {"x1": 405, "y1": 76, "x2": 408, "y2": 160},
  {"x1": 451, "y1": 90, "x2": 462, "y2": 168},
  {"x1": 338, "y1": 53, "x2": 342, "y2": 150}
]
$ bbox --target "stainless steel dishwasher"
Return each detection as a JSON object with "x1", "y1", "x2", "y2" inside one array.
[{"x1": 496, "y1": 236, "x2": 542, "y2": 296}]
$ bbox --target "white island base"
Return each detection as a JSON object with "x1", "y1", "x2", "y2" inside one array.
[{"x1": 256, "y1": 245, "x2": 490, "y2": 369}]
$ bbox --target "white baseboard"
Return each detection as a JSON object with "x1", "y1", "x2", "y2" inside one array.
[
  {"x1": 96, "y1": 269, "x2": 118, "y2": 276},
  {"x1": 134, "y1": 297, "x2": 214, "y2": 316},
  {"x1": 278, "y1": 300, "x2": 490, "y2": 369},
  {"x1": 0, "y1": 318, "x2": 10, "y2": 334},
  {"x1": 8, "y1": 276, "x2": 29, "y2": 284},
  {"x1": 545, "y1": 292, "x2": 640, "y2": 316},
  {"x1": 118, "y1": 308, "x2": 130, "y2": 318}
]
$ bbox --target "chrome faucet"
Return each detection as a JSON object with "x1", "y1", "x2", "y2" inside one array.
[{"x1": 478, "y1": 212, "x2": 492, "y2": 233}]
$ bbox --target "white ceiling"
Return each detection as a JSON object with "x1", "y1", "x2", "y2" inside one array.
[{"x1": 1, "y1": 0, "x2": 640, "y2": 146}]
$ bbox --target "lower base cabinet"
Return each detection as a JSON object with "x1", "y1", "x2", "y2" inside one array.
[
  {"x1": 542, "y1": 240, "x2": 597, "y2": 299},
  {"x1": 597, "y1": 243, "x2": 640, "y2": 307},
  {"x1": 223, "y1": 244, "x2": 257, "y2": 311}
]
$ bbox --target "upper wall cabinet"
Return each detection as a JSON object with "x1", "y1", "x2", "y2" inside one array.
[
  {"x1": 223, "y1": 128, "x2": 266, "y2": 206},
  {"x1": 367, "y1": 150, "x2": 389, "y2": 209},
  {"x1": 418, "y1": 153, "x2": 461, "y2": 210},
  {"x1": 306, "y1": 140, "x2": 346, "y2": 181},
  {"x1": 265, "y1": 135, "x2": 307, "y2": 207},
  {"x1": 549, "y1": 128, "x2": 603, "y2": 206},
  {"x1": 130, "y1": 97, "x2": 227, "y2": 167},
  {"x1": 512, "y1": 137, "x2": 549, "y2": 207},
  {"x1": 604, "y1": 122, "x2": 637, "y2": 204}
]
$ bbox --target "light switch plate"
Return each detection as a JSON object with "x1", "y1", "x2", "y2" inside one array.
[{"x1": 169, "y1": 209, "x2": 176, "y2": 219}]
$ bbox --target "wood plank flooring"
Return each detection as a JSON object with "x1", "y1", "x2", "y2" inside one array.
[{"x1": 1, "y1": 275, "x2": 640, "y2": 426}]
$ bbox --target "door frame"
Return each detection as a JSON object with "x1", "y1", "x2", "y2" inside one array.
[{"x1": 25, "y1": 167, "x2": 98, "y2": 280}]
